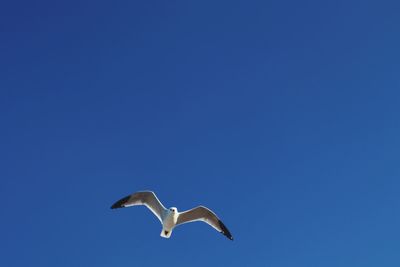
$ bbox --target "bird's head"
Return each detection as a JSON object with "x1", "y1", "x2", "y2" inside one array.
[{"x1": 169, "y1": 207, "x2": 178, "y2": 213}]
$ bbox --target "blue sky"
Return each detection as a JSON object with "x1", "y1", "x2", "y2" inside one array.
[{"x1": 1, "y1": 0, "x2": 400, "y2": 266}]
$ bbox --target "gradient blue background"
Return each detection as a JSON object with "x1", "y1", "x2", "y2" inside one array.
[{"x1": 1, "y1": 1, "x2": 400, "y2": 266}]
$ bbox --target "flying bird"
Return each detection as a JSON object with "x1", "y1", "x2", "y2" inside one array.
[{"x1": 111, "y1": 191, "x2": 233, "y2": 240}]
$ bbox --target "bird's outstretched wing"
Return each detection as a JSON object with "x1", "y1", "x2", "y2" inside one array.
[
  {"x1": 176, "y1": 206, "x2": 233, "y2": 240},
  {"x1": 111, "y1": 191, "x2": 166, "y2": 223}
]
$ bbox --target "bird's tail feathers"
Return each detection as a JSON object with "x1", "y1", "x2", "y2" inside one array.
[{"x1": 160, "y1": 229, "x2": 172, "y2": 238}]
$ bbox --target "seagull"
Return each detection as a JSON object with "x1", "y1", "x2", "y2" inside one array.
[{"x1": 111, "y1": 191, "x2": 233, "y2": 240}]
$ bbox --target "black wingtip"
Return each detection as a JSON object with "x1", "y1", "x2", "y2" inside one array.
[
  {"x1": 111, "y1": 195, "x2": 130, "y2": 209},
  {"x1": 218, "y1": 220, "x2": 233, "y2": 241}
]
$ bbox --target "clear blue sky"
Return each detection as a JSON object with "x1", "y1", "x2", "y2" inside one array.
[{"x1": 1, "y1": 1, "x2": 400, "y2": 266}]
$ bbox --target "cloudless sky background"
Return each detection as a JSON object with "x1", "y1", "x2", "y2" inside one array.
[{"x1": 1, "y1": 0, "x2": 400, "y2": 266}]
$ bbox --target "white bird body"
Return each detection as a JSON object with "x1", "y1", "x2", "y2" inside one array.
[
  {"x1": 160, "y1": 207, "x2": 178, "y2": 238},
  {"x1": 111, "y1": 191, "x2": 233, "y2": 240}
]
